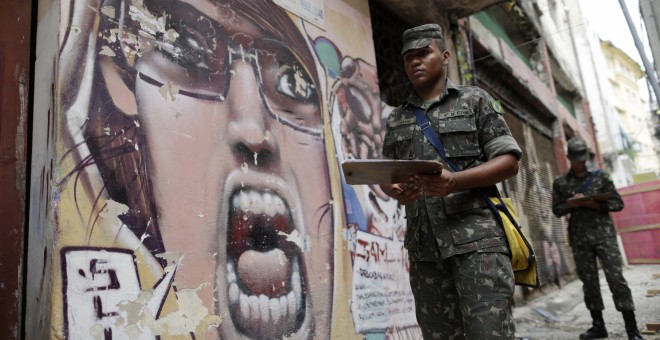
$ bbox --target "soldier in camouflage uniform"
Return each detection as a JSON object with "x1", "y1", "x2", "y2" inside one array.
[
  {"x1": 380, "y1": 24, "x2": 522, "y2": 339},
  {"x1": 552, "y1": 137, "x2": 643, "y2": 340}
]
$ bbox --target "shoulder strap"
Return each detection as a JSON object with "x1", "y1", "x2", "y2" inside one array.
[
  {"x1": 577, "y1": 169, "x2": 602, "y2": 193},
  {"x1": 411, "y1": 106, "x2": 460, "y2": 172}
]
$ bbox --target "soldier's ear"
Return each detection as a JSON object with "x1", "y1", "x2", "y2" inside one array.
[{"x1": 442, "y1": 50, "x2": 451, "y2": 65}]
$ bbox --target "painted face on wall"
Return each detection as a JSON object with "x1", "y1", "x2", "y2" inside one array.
[{"x1": 93, "y1": 0, "x2": 334, "y2": 338}]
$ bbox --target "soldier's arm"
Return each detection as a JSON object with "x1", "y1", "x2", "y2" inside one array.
[
  {"x1": 413, "y1": 153, "x2": 518, "y2": 197},
  {"x1": 552, "y1": 179, "x2": 571, "y2": 217},
  {"x1": 600, "y1": 172, "x2": 624, "y2": 212}
]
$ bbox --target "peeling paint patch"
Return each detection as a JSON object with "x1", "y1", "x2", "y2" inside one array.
[
  {"x1": 100, "y1": 46, "x2": 116, "y2": 57},
  {"x1": 276, "y1": 229, "x2": 308, "y2": 251},
  {"x1": 100, "y1": 6, "x2": 115, "y2": 19},
  {"x1": 128, "y1": 3, "x2": 167, "y2": 39},
  {"x1": 164, "y1": 29, "x2": 180, "y2": 43},
  {"x1": 139, "y1": 233, "x2": 150, "y2": 243},
  {"x1": 163, "y1": 289, "x2": 222, "y2": 336},
  {"x1": 89, "y1": 323, "x2": 108, "y2": 339},
  {"x1": 156, "y1": 252, "x2": 182, "y2": 272},
  {"x1": 117, "y1": 288, "x2": 221, "y2": 338},
  {"x1": 99, "y1": 199, "x2": 129, "y2": 227},
  {"x1": 100, "y1": 28, "x2": 119, "y2": 44},
  {"x1": 158, "y1": 81, "x2": 180, "y2": 101},
  {"x1": 15, "y1": 68, "x2": 27, "y2": 194}
]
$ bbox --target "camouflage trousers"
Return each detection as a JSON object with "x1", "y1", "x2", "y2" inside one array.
[
  {"x1": 409, "y1": 252, "x2": 515, "y2": 340},
  {"x1": 572, "y1": 237, "x2": 635, "y2": 311}
]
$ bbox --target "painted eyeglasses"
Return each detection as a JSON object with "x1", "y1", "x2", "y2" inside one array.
[{"x1": 123, "y1": 2, "x2": 323, "y2": 136}]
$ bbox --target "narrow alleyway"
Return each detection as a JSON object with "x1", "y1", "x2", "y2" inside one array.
[{"x1": 514, "y1": 264, "x2": 660, "y2": 340}]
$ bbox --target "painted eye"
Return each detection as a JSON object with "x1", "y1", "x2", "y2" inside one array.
[
  {"x1": 179, "y1": 36, "x2": 212, "y2": 69},
  {"x1": 256, "y1": 39, "x2": 318, "y2": 107},
  {"x1": 168, "y1": 23, "x2": 216, "y2": 70},
  {"x1": 253, "y1": 38, "x2": 322, "y2": 131},
  {"x1": 275, "y1": 63, "x2": 315, "y2": 102}
]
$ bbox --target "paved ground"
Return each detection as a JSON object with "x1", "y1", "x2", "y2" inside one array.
[{"x1": 513, "y1": 264, "x2": 660, "y2": 340}]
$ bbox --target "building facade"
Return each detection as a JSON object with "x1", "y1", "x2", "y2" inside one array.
[{"x1": 601, "y1": 40, "x2": 660, "y2": 181}]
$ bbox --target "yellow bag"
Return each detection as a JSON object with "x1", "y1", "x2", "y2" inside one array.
[{"x1": 489, "y1": 197, "x2": 539, "y2": 287}]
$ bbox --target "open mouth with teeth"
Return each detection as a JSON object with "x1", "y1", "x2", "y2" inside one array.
[{"x1": 226, "y1": 188, "x2": 306, "y2": 339}]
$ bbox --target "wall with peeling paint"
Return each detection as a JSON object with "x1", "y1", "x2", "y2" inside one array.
[
  {"x1": 25, "y1": 2, "x2": 61, "y2": 339},
  {"x1": 27, "y1": 0, "x2": 421, "y2": 338}
]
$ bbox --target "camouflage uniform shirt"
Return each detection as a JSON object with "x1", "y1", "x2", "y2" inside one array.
[
  {"x1": 551, "y1": 168, "x2": 624, "y2": 245},
  {"x1": 382, "y1": 79, "x2": 522, "y2": 261}
]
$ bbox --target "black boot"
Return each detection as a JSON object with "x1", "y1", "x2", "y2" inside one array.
[
  {"x1": 580, "y1": 310, "x2": 608, "y2": 339},
  {"x1": 622, "y1": 310, "x2": 643, "y2": 340}
]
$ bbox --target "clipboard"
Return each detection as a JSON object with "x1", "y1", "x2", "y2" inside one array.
[
  {"x1": 566, "y1": 192, "x2": 612, "y2": 204},
  {"x1": 341, "y1": 159, "x2": 443, "y2": 185}
]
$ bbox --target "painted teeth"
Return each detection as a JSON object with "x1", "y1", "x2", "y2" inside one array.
[
  {"x1": 227, "y1": 190, "x2": 302, "y2": 336},
  {"x1": 227, "y1": 259, "x2": 303, "y2": 333},
  {"x1": 269, "y1": 297, "x2": 281, "y2": 324},
  {"x1": 232, "y1": 190, "x2": 287, "y2": 217}
]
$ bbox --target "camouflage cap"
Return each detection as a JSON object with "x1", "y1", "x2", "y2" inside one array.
[
  {"x1": 401, "y1": 23, "x2": 443, "y2": 55},
  {"x1": 567, "y1": 137, "x2": 589, "y2": 162}
]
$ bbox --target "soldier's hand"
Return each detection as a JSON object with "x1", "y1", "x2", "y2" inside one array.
[
  {"x1": 412, "y1": 171, "x2": 456, "y2": 198},
  {"x1": 382, "y1": 183, "x2": 422, "y2": 205},
  {"x1": 580, "y1": 198, "x2": 600, "y2": 209},
  {"x1": 566, "y1": 193, "x2": 600, "y2": 209}
]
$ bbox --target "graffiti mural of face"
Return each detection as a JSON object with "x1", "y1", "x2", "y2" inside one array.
[{"x1": 100, "y1": 0, "x2": 334, "y2": 338}]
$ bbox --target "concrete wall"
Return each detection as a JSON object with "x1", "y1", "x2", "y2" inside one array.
[
  {"x1": 24, "y1": 1, "x2": 61, "y2": 339},
  {"x1": 26, "y1": 0, "x2": 422, "y2": 338}
]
